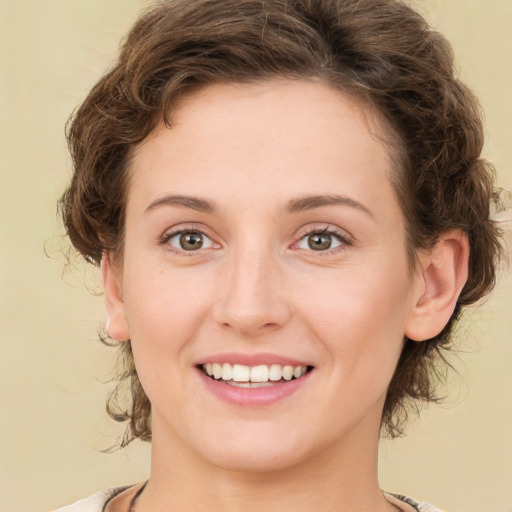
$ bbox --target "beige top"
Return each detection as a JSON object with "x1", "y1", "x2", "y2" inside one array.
[{"x1": 53, "y1": 487, "x2": 444, "y2": 512}]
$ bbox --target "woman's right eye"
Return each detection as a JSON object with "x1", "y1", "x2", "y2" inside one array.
[{"x1": 165, "y1": 231, "x2": 214, "y2": 252}]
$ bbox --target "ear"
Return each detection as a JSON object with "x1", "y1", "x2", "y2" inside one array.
[
  {"x1": 405, "y1": 230, "x2": 469, "y2": 342},
  {"x1": 101, "y1": 252, "x2": 130, "y2": 342}
]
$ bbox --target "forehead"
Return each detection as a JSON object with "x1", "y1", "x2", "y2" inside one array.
[{"x1": 128, "y1": 79, "x2": 401, "y2": 222}]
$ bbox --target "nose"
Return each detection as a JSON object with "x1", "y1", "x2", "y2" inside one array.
[{"x1": 212, "y1": 245, "x2": 291, "y2": 337}]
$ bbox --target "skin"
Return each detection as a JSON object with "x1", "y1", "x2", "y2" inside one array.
[{"x1": 103, "y1": 80, "x2": 468, "y2": 512}]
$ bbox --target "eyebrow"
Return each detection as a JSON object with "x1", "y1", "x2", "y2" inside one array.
[
  {"x1": 145, "y1": 195, "x2": 215, "y2": 214},
  {"x1": 286, "y1": 194, "x2": 374, "y2": 218},
  {"x1": 144, "y1": 193, "x2": 373, "y2": 218}
]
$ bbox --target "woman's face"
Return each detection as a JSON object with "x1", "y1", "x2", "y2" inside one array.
[{"x1": 105, "y1": 80, "x2": 424, "y2": 472}]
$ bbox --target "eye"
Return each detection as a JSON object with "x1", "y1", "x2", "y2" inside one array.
[
  {"x1": 296, "y1": 230, "x2": 345, "y2": 251},
  {"x1": 166, "y1": 230, "x2": 214, "y2": 251}
]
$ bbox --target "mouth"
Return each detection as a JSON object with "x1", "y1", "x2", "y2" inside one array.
[{"x1": 199, "y1": 363, "x2": 314, "y2": 388}]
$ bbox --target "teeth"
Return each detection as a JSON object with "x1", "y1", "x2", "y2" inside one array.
[
  {"x1": 282, "y1": 365, "x2": 294, "y2": 381},
  {"x1": 232, "y1": 364, "x2": 250, "y2": 382},
  {"x1": 221, "y1": 363, "x2": 232, "y2": 381},
  {"x1": 268, "y1": 364, "x2": 282, "y2": 381},
  {"x1": 227, "y1": 381, "x2": 275, "y2": 388},
  {"x1": 250, "y1": 365, "x2": 268, "y2": 383},
  {"x1": 212, "y1": 363, "x2": 222, "y2": 379},
  {"x1": 202, "y1": 363, "x2": 309, "y2": 383}
]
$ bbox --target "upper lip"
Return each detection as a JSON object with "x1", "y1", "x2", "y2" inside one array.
[{"x1": 195, "y1": 352, "x2": 313, "y2": 367}]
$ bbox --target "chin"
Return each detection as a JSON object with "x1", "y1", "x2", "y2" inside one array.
[
  {"x1": 191, "y1": 423, "x2": 321, "y2": 475},
  {"x1": 207, "y1": 445, "x2": 307, "y2": 474}
]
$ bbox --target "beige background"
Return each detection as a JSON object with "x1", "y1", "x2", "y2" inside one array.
[{"x1": 0, "y1": 1, "x2": 510, "y2": 511}]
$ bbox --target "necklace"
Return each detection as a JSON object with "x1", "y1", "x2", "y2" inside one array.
[
  {"x1": 129, "y1": 481, "x2": 147, "y2": 512},
  {"x1": 128, "y1": 482, "x2": 406, "y2": 512}
]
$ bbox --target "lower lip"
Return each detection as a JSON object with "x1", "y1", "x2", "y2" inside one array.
[{"x1": 197, "y1": 368, "x2": 312, "y2": 406}]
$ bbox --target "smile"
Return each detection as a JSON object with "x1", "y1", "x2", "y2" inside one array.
[{"x1": 201, "y1": 363, "x2": 312, "y2": 387}]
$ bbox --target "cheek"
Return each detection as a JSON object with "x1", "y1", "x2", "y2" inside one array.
[
  {"x1": 302, "y1": 260, "x2": 411, "y2": 327},
  {"x1": 123, "y1": 262, "x2": 210, "y2": 333},
  {"x1": 120, "y1": 264, "x2": 215, "y2": 390},
  {"x1": 299, "y1": 263, "x2": 412, "y2": 377}
]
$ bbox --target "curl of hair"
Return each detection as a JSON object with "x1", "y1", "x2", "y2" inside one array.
[{"x1": 60, "y1": 0, "x2": 504, "y2": 445}]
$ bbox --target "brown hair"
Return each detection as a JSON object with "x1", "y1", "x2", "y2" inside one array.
[{"x1": 60, "y1": 0, "x2": 503, "y2": 445}]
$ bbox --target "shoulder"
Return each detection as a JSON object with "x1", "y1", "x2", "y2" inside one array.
[
  {"x1": 52, "y1": 487, "x2": 129, "y2": 512},
  {"x1": 390, "y1": 493, "x2": 445, "y2": 512}
]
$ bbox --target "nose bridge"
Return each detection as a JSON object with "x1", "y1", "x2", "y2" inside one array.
[{"x1": 213, "y1": 236, "x2": 289, "y2": 334}]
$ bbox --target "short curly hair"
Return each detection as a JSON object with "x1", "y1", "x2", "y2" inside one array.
[{"x1": 60, "y1": 0, "x2": 503, "y2": 445}]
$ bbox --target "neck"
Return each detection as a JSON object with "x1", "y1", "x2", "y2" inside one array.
[{"x1": 137, "y1": 411, "x2": 394, "y2": 512}]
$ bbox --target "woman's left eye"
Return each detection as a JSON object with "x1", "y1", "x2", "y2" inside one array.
[
  {"x1": 296, "y1": 231, "x2": 345, "y2": 251},
  {"x1": 166, "y1": 231, "x2": 214, "y2": 251}
]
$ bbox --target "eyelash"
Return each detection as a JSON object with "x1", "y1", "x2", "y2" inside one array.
[
  {"x1": 160, "y1": 225, "x2": 352, "y2": 256},
  {"x1": 293, "y1": 226, "x2": 352, "y2": 255},
  {"x1": 161, "y1": 227, "x2": 216, "y2": 256}
]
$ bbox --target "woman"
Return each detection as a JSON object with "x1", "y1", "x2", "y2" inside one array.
[{"x1": 56, "y1": 0, "x2": 503, "y2": 511}]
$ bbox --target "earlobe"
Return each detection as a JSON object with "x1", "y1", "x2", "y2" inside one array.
[
  {"x1": 101, "y1": 252, "x2": 130, "y2": 342},
  {"x1": 405, "y1": 231, "x2": 469, "y2": 342}
]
